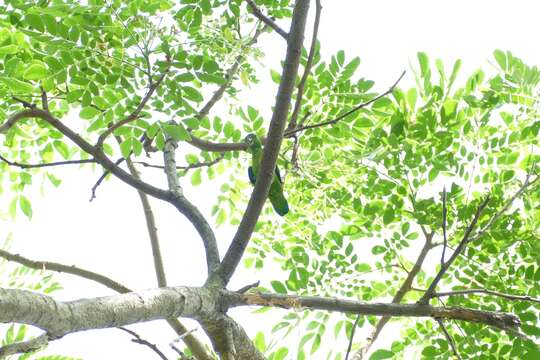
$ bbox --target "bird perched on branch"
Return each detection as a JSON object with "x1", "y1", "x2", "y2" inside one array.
[{"x1": 244, "y1": 133, "x2": 289, "y2": 216}]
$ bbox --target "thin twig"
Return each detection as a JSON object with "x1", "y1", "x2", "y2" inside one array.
[
  {"x1": 0, "y1": 154, "x2": 95, "y2": 169},
  {"x1": 11, "y1": 96, "x2": 36, "y2": 109},
  {"x1": 134, "y1": 154, "x2": 224, "y2": 171},
  {"x1": 433, "y1": 289, "x2": 540, "y2": 304},
  {"x1": 245, "y1": 0, "x2": 288, "y2": 40},
  {"x1": 419, "y1": 196, "x2": 491, "y2": 304},
  {"x1": 436, "y1": 319, "x2": 462, "y2": 360},
  {"x1": 284, "y1": 71, "x2": 406, "y2": 138},
  {"x1": 345, "y1": 315, "x2": 361, "y2": 360},
  {"x1": 96, "y1": 60, "x2": 171, "y2": 146},
  {"x1": 90, "y1": 156, "x2": 126, "y2": 201},
  {"x1": 118, "y1": 327, "x2": 169, "y2": 360},
  {"x1": 235, "y1": 281, "x2": 260, "y2": 294},
  {"x1": 40, "y1": 87, "x2": 49, "y2": 111},
  {"x1": 0, "y1": 249, "x2": 131, "y2": 293},
  {"x1": 441, "y1": 186, "x2": 448, "y2": 266}
]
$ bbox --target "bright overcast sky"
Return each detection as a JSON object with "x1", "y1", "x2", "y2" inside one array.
[{"x1": 2, "y1": 1, "x2": 540, "y2": 359}]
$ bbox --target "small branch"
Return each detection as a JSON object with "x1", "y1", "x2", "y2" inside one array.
[
  {"x1": 0, "y1": 333, "x2": 48, "y2": 358},
  {"x1": 436, "y1": 319, "x2": 462, "y2": 360},
  {"x1": 433, "y1": 289, "x2": 540, "y2": 304},
  {"x1": 90, "y1": 156, "x2": 126, "y2": 201},
  {"x1": 162, "y1": 136, "x2": 221, "y2": 276},
  {"x1": 419, "y1": 196, "x2": 491, "y2": 304},
  {"x1": 441, "y1": 186, "x2": 448, "y2": 266},
  {"x1": 470, "y1": 174, "x2": 539, "y2": 243},
  {"x1": 11, "y1": 96, "x2": 36, "y2": 109},
  {"x1": 218, "y1": 0, "x2": 311, "y2": 286},
  {"x1": 344, "y1": 315, "x2": 361, "y2": 360},
  {"x1": 235, "y1": 281, "x2": 260, "y2": 294},
  {"x1": 287, "y1": 0, "x2": 321, "y2": 130},
  {"x1": 96, "y1": 61, "x2": 171, "y2": 147},
  {"x1": 0, "y1": 249, "x2": 132, "y2": 293},
  {"x1": 40, "y1": 87, "x2": 49, "y2": 112},
  {"x1": 284, "y1": 71, "x2": 406, "y2": 138},
  {"x1": 118, "y1": 327, "x2": 169, "y2": 360},
  {"x1": 0, "y1": 154, "x2": 95, "y2": 169},
  {"x1": 245, "y1": 0, "x2": 288, "y2": 40},
  {"x1": 352, "y1": 231, "x2": 435, "y2": 359},
  {"x1": 134, "y1": 154, "x2": 224, "y2": 172},
  {"x1": 124, "y1": 155, "x2": 167, "y2": 287}
]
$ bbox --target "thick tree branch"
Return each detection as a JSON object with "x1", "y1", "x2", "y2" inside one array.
[
  {"x1": 0, "y1": 155, "x2": 95, "y2": 169},
  {"x1": 0, "y1": 248, "x2": 213, "y2": 360},
  {"x1": 419, "y1": 196, "x2": 491, "y2": 304},
  {"x1": 245, "y1": 0, "x2": 288, "y2": 40},
  {"x1": 0, "y1": 287, "x2": 522, "y2": 357},
  {"x1": 287, "y1": 0, "x2": 321, "y2": 130},
  {"x1": 96, "y1": 62, "x2": 171, "y2": 147},
  {"x1": 284, "y1": 70, "x2": 406, "y2": 138},
  {"x1": 226, "y1": 292, "x2": 521, "y2": 333},
  {"x1": 218, "y1": 0, "x2": 311, "y2": 286},
  {"x1": 433, "y1": 289, "x2": 540, "y2": 304}
]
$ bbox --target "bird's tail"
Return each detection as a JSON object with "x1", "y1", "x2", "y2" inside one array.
[{"x1": 270, "y1": 192, "x2": 289, "y2": 216}]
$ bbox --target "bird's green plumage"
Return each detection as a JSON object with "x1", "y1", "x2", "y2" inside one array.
[{"x1": 245, "y1": 134, "x2": 289, "y2": 216}]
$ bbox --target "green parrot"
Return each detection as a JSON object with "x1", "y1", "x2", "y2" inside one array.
[{"x1": 244, "y1": 133, "x2": 289, "y2": 216}]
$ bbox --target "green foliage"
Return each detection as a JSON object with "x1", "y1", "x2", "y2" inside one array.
[{"x1": 0, "y1": 0, "x2": 538, "y2": 359}]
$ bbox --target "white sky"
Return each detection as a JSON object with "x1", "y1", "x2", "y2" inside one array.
[{"x1": 2, "y1": 0, "x2": 540, "y2": 359}]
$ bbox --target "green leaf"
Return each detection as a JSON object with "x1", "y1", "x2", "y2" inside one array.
[
  {"x1": 23, "y1": 63, "x2": 48, "y2": 80},
  {"x1": 79, "y1": 107, "x2": 101, "y2": 119},
  {"x1": 369, "y1": 349, "x2": 394, "y2": 360},
  {"x1": 271, "y1": 281, "x2": 287, "y2": 294},
  {"x1": 120, "y1": 138, "x2": 133, "y2": 158},
  {"x1": 493, "y1": 50, "x2": 507, "y2": 70},
  {"x1": 18, "y1": 195, "x2": 32, "y2": 219},
  {"x1": 0, "y1": 77, "x2": 35, "y2": 93},
  {"x1": 191, "y1": 169, "x2": 202, "y2": 186},
  {"x1": 163, "y1": 123, "x2": 191, "y2": 141},
  {"x1": 0, "y1": 45, "x2": 18, "y2": 55}
]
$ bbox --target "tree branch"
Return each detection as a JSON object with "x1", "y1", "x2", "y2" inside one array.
[
  {"x1": 436, "y1": 319, "x2": 462, "y2": 360},
  {"x1": 441, "y1": 186, "x2": 448, "y2": 265},
  {"x1": 245, "y1": 0, "x2": 288, "y2": 40},
  {"x1": 118, "y1": 327, "x2": 169, "y2": 360},
  {"x1": 0, "y1": 248, "x2": 213, "y2": 360},
  {"x1": 0, "y1": 287, "x2": 522, "y2": 357},
  {"x1": 0, "y1": 333, "x2": 48, "y2": 358},
  {"x1": 134, "y1": 154, "x2": 224, "y2": 171},
  {"x1": 352, "y1": 231, "x2": 435, "y2": 359},
  {"x1": 0, "y1": 249, "x2": 131, "y2": 293},
  {"x1": 419, "y1": 196, "x2": 491, "y2": 304},
  {"x1": 287, "y1": 0, "x2": 321, "y2": 130},
  {"x1": 226, "y1": 292, "x2": 521, "y2": 333},
  {"x1": 284, "y1": 70, "x2": 406, "y2": 138},
  {"x1": 218, "y1": 0, "x2": 311, "y2": 286},
  {"x1": 433, "y1": 289, "x2": 540, "y2": 304},
  {"x1": 162, "y1": 137, "x2": 221, "y2": 276},
  {"x1": 0, "y1": 154, "x2": 96, "y2": 169},
  {"x1": 0, "y1": 109, "x2": 219, "y2": 281}
]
